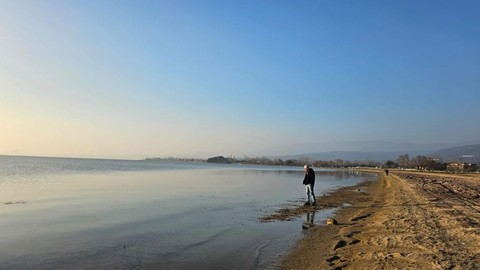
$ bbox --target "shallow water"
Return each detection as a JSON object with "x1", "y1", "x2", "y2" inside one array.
[{"x1": 0, "y1": 156, "x2": 374, "y2": 269}]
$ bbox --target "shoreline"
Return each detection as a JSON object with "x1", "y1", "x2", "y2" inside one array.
[
  {"x1": 278, "y1": 169, "x2": 480, "y2": 269},
  {"x1": 260, "y1": 174, "x2": 376, "y2": 223}
]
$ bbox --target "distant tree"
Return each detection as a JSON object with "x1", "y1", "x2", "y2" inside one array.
[
  {"x1": 311, "y1": 160, "x2": 325, "y2": 167},
  {"x1": 424, "y1": 159, "x2": 445, "y2": 171},
  {"x1": 299, "y1": 157, "x2": 312, "y2": 166},
  {"x1": 396, "y1": 154, "x2": 410, "y2": 168},
  {"x1": 272, "y1": 159, "x2": 284, "y2": 166},
  {"x1": 285, "y1": 159, "x2": 297, "y2": 166},
  {"x1": 334, "y1": 159, "x2": 344, "y2": 167},
  {"x1": 206, "y1": 156, "x2": 231, "y2": 163},
  {"x1": 412, "y1": 155, "x2": 430, "y2": 170},
  {"x1": 384, "y1": 160, "x2": 398, "y2": 168}
]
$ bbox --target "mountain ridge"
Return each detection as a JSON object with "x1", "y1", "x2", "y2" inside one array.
[{"x1": 279, "y1": 144, "x2": 480, "y2": 163}]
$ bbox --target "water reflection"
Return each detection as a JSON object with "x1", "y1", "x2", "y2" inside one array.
[
  {"x1": 227, "y1": 168, "x2": 371, "y2": 180},
  {"x1": 302, "y1": 210, "x2": 316, "y2": 230},
  {"x1": 0, "y1": 158, "x2": 374, "y2": 270}
]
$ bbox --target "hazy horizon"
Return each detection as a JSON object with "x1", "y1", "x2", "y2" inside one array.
[
  {"x1": 1, "y1": 1, "x2": 479, "y2": 159},
  {"x1": 2, "y1": 139, "x2": 479, "y2": 161}
]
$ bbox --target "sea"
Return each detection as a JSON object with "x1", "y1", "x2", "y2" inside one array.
[{"x1": 0, "y1": 155, "x2": 375, "y2": 269}]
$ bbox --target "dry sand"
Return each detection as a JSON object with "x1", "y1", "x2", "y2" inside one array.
[{"x1": 274, "y1": 170, "x2": 480, "y2": 270}]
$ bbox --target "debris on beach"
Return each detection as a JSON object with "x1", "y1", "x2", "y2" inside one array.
[
  {"x1": 3, "y1": 201, "x2": 26, "y2": 205},
  {"x1": 326, "y1": 218, "x2": 338, "y2": 225}
]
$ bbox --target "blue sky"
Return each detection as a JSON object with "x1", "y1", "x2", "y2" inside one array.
[{"x1": 1, "y1": 0, "x2": 479, "y2": 158}]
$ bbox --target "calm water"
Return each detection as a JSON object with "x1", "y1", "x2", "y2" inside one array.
[{"x1": 0, "y1": 156, "x2": 374, "y2": 269}]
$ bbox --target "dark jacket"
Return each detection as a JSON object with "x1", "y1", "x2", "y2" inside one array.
[{"x1": 303, "y1": 168, "x2": 315, "y2": 186}]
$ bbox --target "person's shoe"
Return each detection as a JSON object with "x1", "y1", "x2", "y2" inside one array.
[
  {"x1": 312, "y1": 202, "x2": 316, "y2": 206},
  {"x1": 304, "y1": 202, "x2": 311, "y2": 206}
]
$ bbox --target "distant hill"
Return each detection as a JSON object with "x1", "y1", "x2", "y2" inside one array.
[
  {"x1": 287, "y1": 140, "x2": 469, "y2": 153},
  {"x1": 278, "y1": 140, "x2": 480, "y2": 162},
  {"x1": 281, "y1": 151, "x2": 427, "y2": 162},
  {"x1": 280, "y1": 144, "x2": 480, "y2": 164},
  {"x1": 430, "y1": 144, "x2": 480, "y2": 164}
]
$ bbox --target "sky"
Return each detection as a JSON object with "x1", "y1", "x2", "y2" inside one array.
[{"x1": 1, "y1": 0, "x2": 479, "y2": 159}]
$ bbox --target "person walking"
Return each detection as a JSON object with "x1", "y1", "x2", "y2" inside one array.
[{"x1": 303, "y1": 164, "x2": 316, "y2": 206}]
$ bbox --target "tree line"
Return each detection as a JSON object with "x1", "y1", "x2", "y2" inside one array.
[
  {"x1": 150, "y1": 154, "x2": 477, "y2": 172},
  {"x1": 384, "y1": 154, "x2": 450, "y2": 170},
  {"x1": 206, "y1": 155, "x2": 382, "y2": 168},
  {"x1": 385, "y1": 154, "x2": 479, "y2": 172},
  {"x1": 224, "y1": 155, "x2": 447, "y2": 170}
]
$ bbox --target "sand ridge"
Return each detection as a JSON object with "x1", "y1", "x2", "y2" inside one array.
[{"x1": 280, "y1": 171, "x2": 480, "y2": 270}]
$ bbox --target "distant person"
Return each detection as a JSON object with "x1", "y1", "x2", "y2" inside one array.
[
  {"x1": 303, "y1": 164, "x2": 316, "y2": 206},
  {"x1": 385, "y1": 169, "x2": 389, "y2": 175}
]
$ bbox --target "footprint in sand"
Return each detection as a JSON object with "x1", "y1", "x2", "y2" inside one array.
[
  {"x1": 344, "y1": 230, "x2": 361, "y2": 238},
  {"x1": 349, "y1": 239, "x2": 361, "y2": 245},
  {"x1": 334, "y1": 240, "x2": 348, "y2": 250},
  {"x1": 326, "y1": 255, "x2": 340, "y2": 262},
  {"x1": 351, "y1": 213, "x2": 371, "y2": 222}
]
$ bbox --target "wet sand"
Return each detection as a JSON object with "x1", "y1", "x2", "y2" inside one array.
[{"x1": 277, "y1": 170, "x2": 480, "y2": 270}]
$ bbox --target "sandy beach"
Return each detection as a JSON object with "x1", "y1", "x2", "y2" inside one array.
[{"x1": 276, "y1": 170, "x2": 480, "y2": 270}]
